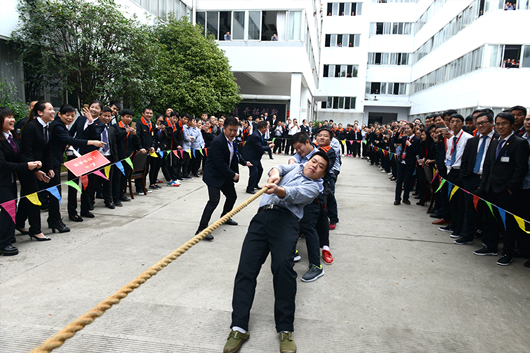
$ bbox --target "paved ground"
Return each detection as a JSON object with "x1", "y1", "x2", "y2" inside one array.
[{"x1": 1, "y1": 154, "x2": 529, "y2": 353}]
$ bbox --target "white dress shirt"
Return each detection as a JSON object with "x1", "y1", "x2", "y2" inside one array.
[{"x1": 445, "y1": 129, "x2": 472, "y2": 172}]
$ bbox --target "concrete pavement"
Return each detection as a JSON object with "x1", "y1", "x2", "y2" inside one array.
[{"x1": 1, "y1": 154, "x2": 529, "y2": 352}]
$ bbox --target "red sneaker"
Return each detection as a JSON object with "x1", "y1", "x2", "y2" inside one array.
[
  {"x1": 329, "y1": 223, "x2": 336, "y2": 230},
  {"x1": 322, "y1": 249, "x2": 334, "y2": 265}
]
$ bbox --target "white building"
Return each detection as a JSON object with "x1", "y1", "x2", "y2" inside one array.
[{"x1": 2, "y1": 0, "x2": 530, "y2": 125}]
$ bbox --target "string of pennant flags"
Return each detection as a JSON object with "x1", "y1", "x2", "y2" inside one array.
[
  {"x1": 364, "y1": 141, "x2": 530, "y2": 234},
  {"x1": 0, "y1": 147, "x2": 210, "y2": 224}
]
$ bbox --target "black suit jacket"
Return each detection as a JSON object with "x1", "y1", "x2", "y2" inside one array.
[
  {"x1": 136, "y1": 119, "x2": 154, "y2": 150},
  {"x1": 113, "y1": 123, "x2": 141, "y2": 159},
  {"x1": 399, "y1": 135, "x2": 420, "y2": 165},
  {"x1": 0, "y1": 137, "x2": 27, "y2": 189},
  {"x1": 19, "y1": 119, "x2": 53, "y2": 171},
  {"x1": 49, "y1": 118, "x2": 89, "y2": 169},
  {"x1": 69, "y1": 116, "x2": 94, "y2": 155},
  {"x1": 203, "y1": 133, "x2": 247, "y2": 188},
  {"x1": 243, "y1": 130, "x2": 270, "y2": 161},
  {"x1": 90, "y1": 119, "x2": 119, "y2": 162},
  {"x1": 460, "y1": 132, "x2": 499, "y2": 179},
  {"x1": 479, "y1": 134, "x2": 529, "y2": 193}
]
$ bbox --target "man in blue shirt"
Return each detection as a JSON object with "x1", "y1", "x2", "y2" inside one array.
[{"x1": 224, "y1": 151, "x2": 330, "y2": 353}]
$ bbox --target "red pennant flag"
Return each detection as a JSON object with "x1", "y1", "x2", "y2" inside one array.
[
  {"x1": 180, "y1": 150, "x2": 184, "y2": 159},
  {"x1": 205, "y1": 148, "x2": 208, "y2": 156},
  {"x1": 173, "y1": 150, "x2": 180, "y2": 158},
  {"x1": 80, "y1": 175, "x2": 89, "y2": 190},
  {"x1": 473, "y1": 195, "x2": 479, "y2": 211},
  {"x1": 0, "y1": 200, "x2": 16, "y2": 223}
]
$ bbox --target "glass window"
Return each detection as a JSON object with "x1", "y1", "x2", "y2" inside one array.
[
  {"x1": 197, "y1": 12, "x2": 206, "y2": 36},
  {"x1": 356, "y1": 3, "x2": 362, "y2": 15},
  {"x1": 289, "y1": 11, "x2": 302, "y2": 40},
  {"x1": 233, "y1": 11, "x2": 245, "y2": 40},
  {"x1": 327, "y1": 96, "x2": 333, "y2": 108},
  {"x1": 399, "y1": 83, "x2": 407, "y2": 95},
  {"x1": 248, "y1": 11, "x2": 261, "y2": 40},
  {"x1": 390, "y1": 53, "x2": 398, "y2": 65},
  {"x1": 323, "y1": 65, "x2": 330, "y2": 77},
  {"x1": 345, "y1": 97, "x2": 351, "y2": 109},
  {"x1": 381, "y1": 53, "x2": 389, "y2": 65},
  {"x1": 325, "y1": 34, "x2": 331, "y2": 47},
  {"x1": 368, "y1": 53, "x2": 375, "y2": 65},
  {"x1": 159, "y1": 0, "x2": 166, "y2": 18},
  {"x1": 354, "y1": 34, "x2": 360, "y2": 47},
  {"x1": 344, "y1": 3, "x2": 351, "y2": 15},
  {"x1": 383, "y1": 22, "x2": 392, "y2": 34},
  {"x1": 180, "y1": 2, "x2": 187, "y2": 18},
  {"x1": 328, "y1": 64, "x2": 335, "y2": 77},
  {"x1": 330, "y1": 34, "x2": 337, "y2": 47},
  {"x1": 207, "y1": 11, "x2": 219, "y2": 40},
  {"x1": 220, "y1": 12, "x2": 231, "y2": 40},
  {"x1": 338, "y1": 97, "x2": 345, "y2": 109},
  {"x1": 365, "y1": 82, "x2": 371, "y2": 94},
  {"x1": 522, "y1": 45, "x2": 530, "y2": 68},
  {"x1": 327, "y1": 3, "x2": 333, "y2": 16},
  {"x1": 339, "y1": 3, "x2": 345, "y2": 15},
  {"x1": 321, "y1": 101, "x2": 327, "y2": 109},
  {"x1": 333, "y1": 97, "x2": 339, "y2": 109},
  {"x1": 261, "y1": 11, "x2": 278, "y2": 41},
  {"x1": 335, "y1": 65, "x2": 341, "y2": 77},
  {"x1": 340, "y1": 65, "x2": 347, "y2": 77},
  {"x1": 381, "y1": 82, "x2": 387, "y2": 94},
  {"x1": 392, "y1": 22, "x2": 399, "y2": 34},
  {"x1": 350, "y1": 97, "x2": 356, "y2": 109},
  {"x1": 332, "y1": 3, "x2": 339, "y2": 16}
]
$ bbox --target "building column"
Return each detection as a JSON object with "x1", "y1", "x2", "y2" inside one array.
[{"x1": 289, "y1": 73, "x2": 302, "y2": 120}]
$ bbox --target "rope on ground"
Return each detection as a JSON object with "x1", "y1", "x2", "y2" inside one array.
[{"x1": 30, "y1": 186, "x2": 268, "y2": 353}]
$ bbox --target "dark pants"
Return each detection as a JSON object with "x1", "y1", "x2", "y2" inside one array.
[
  {"x1": 231, "y1": 209, "x2": 298, "y2": 333},
  {"x1": 0, "y1": 185, "x2": 17, "y2": 247},
  {"x1": 198, "y1": 180, "x2": 237, "y2": 231},
  {"x1": 98, "y1": 167, "x2": 114, "y2": 204},
  {"x1": 273, "y1": 138, "x2": 283, "y2": 154},
  {"x1": 149, "y1": 156, "x2": 161, "y2": 185},
  {"x1": 161, "y1": 153, "x2": 178, "y2": 181},
  {"x1": 395, "y1": 162, "x2": 415, "y2": 202},
  {"x1": 47, "y1": 167, "x2": 62, "y2": 223},
  {"x1": 111, "y1": 165, "x2": 122, "y2": 202},
  {"x1": 326, "y1": 175, "x2": 338, "y2": 224},
  {"x1": 516, "y1": 189, "x2": 530, "y2": 256},
  {"x1": 482, "y1": 190, "x2": 519, "y2": 256},
  {"x1": 81, "y1": 174, "x2": 96, "y2": 214},
  {"x1": 246, "y1": 159, "x2": 263, "y2": 192},
  {"x1": 447, "y1": 168, "x2": 464, "y2": 234},
  {"x1": 416, "y1": 166, "x2": 426, "y2": 202},
  {"x1": 352, "y1": 142, "x2": 360, "y2": 156},
  {"x1": 16, "y1": 171, "x2": 41, "y2": 234},
  {"x1": 190, "y1": 153, "x2": 202, "y2": 176},
  {"x1": 460, "y1": 173, "x2": 482, "y2": 238},
  {"x1": 135, "y1": 155, "x2": 150, "y2": 192},
  {"x1": 284, "y1": 138, "x2": 294, "y2": 155},
  {"x1": 299, "y1": 199, "x2": 322, "y2": 266},
  {"x1": 67, "y1": 156, "x2": 79, "y2": 217}
]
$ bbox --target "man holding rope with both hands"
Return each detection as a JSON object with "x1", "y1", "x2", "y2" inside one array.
[{"x1": 223, "y1": 150, "x2": 331, "y2": 353}]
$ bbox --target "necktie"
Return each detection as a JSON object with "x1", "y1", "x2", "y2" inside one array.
[
  {"x1": 102, "y1": 126, "x2": 109, "y2": 152},
  {"x1": 8, "y1": 135, "x2": 17, "y2": 154},
  {"x1": 473, "y1": 136, "x2": 488, "y2": 174},
  {"x1": 43, "y1": 125, "x2": 49, "y2": 144},
  {"x1": 495, "y1": 139, "x2": 506, "y2": 159},
  {"x1": 450, "y1": 137, "x2": 458, "y2": 165}
]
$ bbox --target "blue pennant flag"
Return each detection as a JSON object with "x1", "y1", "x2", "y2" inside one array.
[
  {"x1": 47, "y1": 186, "x2": 61, "y2": 203},
  {"x1": 498, "y1": 208, "x2": 507, "y2": 231},
  {"x1": 447, "y1": 182, "x2": 453, "y2": 198},
  {"x1": 116, "y1": 161, "x2": 126, "y2": 176},
  {"x1": 158, "y1": 151, "x2": 164, "y2": 158},
  {"x1": 192, "y1": 149, "x2": 196, "y2": 158}
]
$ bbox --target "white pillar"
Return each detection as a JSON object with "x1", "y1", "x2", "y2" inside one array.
[{"x1": 289, "y1": 73, "x2": 302, "y2": 120}]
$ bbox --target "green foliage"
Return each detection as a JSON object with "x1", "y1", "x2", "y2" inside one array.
[
  {"x1": 0, "y1": 79, "x2": 28, "y2": 121},
  {"x1": 152, "y1": 17, "x2": 241, "y2": 117},
  {"x1": 11, "y1": 0, "x2": 159, "y2": 111}
]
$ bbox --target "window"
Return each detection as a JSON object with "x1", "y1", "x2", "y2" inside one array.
[
  {"x1": 325, "y1": 34, "x2": 331, "y2": 47},
  {"x1": 522, "y1": 45, "x2": 530, "y2": 68},
  {"x1": 220, "y1": 12, "x2": 231, "y2": 40},
  {"x1": 327, "y1": 2, "x2": 363, "y2": 16},
  {"x1": 322, "y1": 97, "x2": 357, "y2": 109},
  {"x1": 323, "y1": 64, "x2": 358, "y2": 78},
  {"x1": 288, "y1": 11, "x2": 302, "y2": 40},
  {"x1": 261, "y1": 11, "x2": 278, "y2": 41},
  {"x1": 248, "y1": 11, "x2": 261, "y2": 40},
  {"x1": 368, "y1": 52, "x2": 411, "y2": 65},
  {"x1": 233, "y1": 11, "x2": 245, "y2": 40},
  {"x1": 207, "y1": 12, "x2": 219, "y2": 40},
  {"x1": 325, "y1": 33, "x2": 360, "y2": 47},
  {"x1": 371, "y1": 22, "x2": 412, "y2": 35},
  {"x1": 197, "y1": 12, "x2": 206, "y2": 35}
]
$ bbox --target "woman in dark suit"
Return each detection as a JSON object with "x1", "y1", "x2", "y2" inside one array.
[
  {"x1": 16, "y1": 101, "x2": 55, "y2": 241},
  {"x1": 48, "y1": 104, "x2": 104, "y2": 229},
  {"x1": 0, "y1": 107, "x2": 42, "y2": 255}
]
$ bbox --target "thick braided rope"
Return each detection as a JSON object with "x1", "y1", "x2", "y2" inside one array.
[{"x1": 30, "y1": 187, "x2": 268, "y2": 353}]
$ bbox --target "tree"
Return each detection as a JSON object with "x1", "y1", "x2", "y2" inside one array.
[
  {"x1": 11, "y1": 0, "x2": 159, "y2": 111},
  {"x1": 153, "y1": 17, "x2": 240, "y2": 117}
]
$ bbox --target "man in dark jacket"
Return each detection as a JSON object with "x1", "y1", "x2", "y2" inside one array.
[{"x1": 243, "y1": 121, "x2": 274, "y2": 194}]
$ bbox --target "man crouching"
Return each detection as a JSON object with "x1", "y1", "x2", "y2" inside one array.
[{"x1": 224, "y1": 151, "x2": 331, "y2": 353}]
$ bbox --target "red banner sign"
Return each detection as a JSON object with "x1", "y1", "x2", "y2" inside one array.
[{"x1": 64, "y1": 151, "x2": 110, "y2": 177}]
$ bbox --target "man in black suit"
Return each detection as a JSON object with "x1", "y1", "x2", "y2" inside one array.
[
  {"x1": 394, "y1": 123, "x2": 420, "y2": 205},
  {"x1": 243, "y1": 121, "x2": 274, "y2": 194},
  {"x1": 268, "y1": 114, "x2": 278, "y2": 130},
  {"x1": 473, "y1": 112, "x2": 529, "y2": 265},
  {"x1": 455, "y1": 111, "x2": 498, "y2": 245},
  {"x1": 196, "y1": 117, "x2": 252, "y2": 240}
]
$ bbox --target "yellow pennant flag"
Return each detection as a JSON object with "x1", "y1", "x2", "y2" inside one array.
[
  {"x1": 26, "y1": 192, "x2": 42, "y2": 206},
  {"x1": 149, "y1": 152, "x2": 158, "y2": 158},
  {"x1": 449, "y1": 185, "x2": 459, "y2": 201},
  {"x1": 341, "y1": 140, "x2": 345, "y2": 146},
  {"x1": 188, "y1": 150, "x2": 192, "y2": 158},
  {"x1": 514, "y1": 215, "x2": 530, "y2": 234},
  {"x1": 104, "y1": 165, "x2": 111, "y2": 179}
]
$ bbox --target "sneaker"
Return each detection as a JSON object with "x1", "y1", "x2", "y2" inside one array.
[
  {"x1": 322, "y1": 249, "x2": 334, "y2": 265},
  {"x1": 279, "y1": 332, "x2": 297, "y2": 353},
  {"x1": 301, "y1": 264, "x2": 324, "y2": 282},
  {"x1": 473, "y1": 247, "x2": 498, "y2": 256},
  {"x1": 168, "y1": 181, "x2": 180, "y2": 187},
  {"x1": 293, "y1": 250, "x2": 301, "y2": 262},
  {"x1": 454, "y1": 237, "x2": 474, "y2": 245},
  {"x1": 438, "y1": 225, "x2": 453, "y2": 232},
  {"x1": 497, "y1": 254, "x2": 513, "y2": 266},
  {"x1": 329, "y1": 223, "x2": 336, "y2": 230},
  {"x1": 156, "y1": 179, "x2": 163, "y2": 184},
  {"x1": 223, "y1": 330, "x2": 249, "y2": 353},
  {"x1": 136, "y1": 190, "x2": 152, "y2": 195},
  {"x1": 449, "y1": 231, "x2": 461, "y2": 238}
]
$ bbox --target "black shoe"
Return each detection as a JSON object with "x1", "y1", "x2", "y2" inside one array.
[
  {"x1": 69, "y1": 214, "x2": 83, "y2": 222},
  {"x1": 402, "y1": 200, "x2": 411, "y2": 205},
  {"x1": 29, "y1": 233, "x2": 51, "y2": 241},
  {"x1": 416, "y1": 201, "x2": 424, "y2": 206},
  {"x1": 430, "y1": 213, "x2": 442, "y2": 218},
  {"x1": 15, "y1": 227, "x2": 29, "y2": 235},
  {"x1": 225, "y1": 218, "x2": 238, "y2": 226},
  {"x1": 104, "y1": 202, "x2": 115, "y2": 209},
  {"x1": 49, "y1": 219, "x2": 70, "y2": 234},
  {"x1": 196, "y1": 229, "x2": 213, "y2": 240},
  {"x1": 473, "y1": 247, "x2": 498, "y2": 256},
  {"x1": 449, "y1": 231, "x2": 461, "y2": 238},
  {"x1": 497, "y1": 254, "x2": 513, "y2": 266},
  {"x1": 454, "y1": 237, "x2": 474, "y2": 245},
  {"x1": 89, "y1": 204, "x2": 94, "y2": 211},
  {"x1": 246, "y1": 190, "x2": 257, "y2": 194},
  {"x1": 0, "y1": 244, "x2": 19, "y2": 256},
  {"x1": 426, "y1": 209, "x2": 436, "y2": 214},
  {"x1": 119, "y1": 196, "x2": 131, "y2": 202},
  {"x1": 10, "y1": 237, "x2": 16, "y2": 244},
  {"x1": 96, "y1": 192, "x2": 104, "y2": 199},
  {"x1": 394, "y1": 201, "x2": 400, "y2": 205},
  {"x1": 254, "y1": 186, "x2": 262, "y2": 190},
  {"x1": 439, "y1": 225, "x2": 453, "y2": 232},
  {"x1": 81, "y1": 212, "x2": 95, "y2": 218},
  {"x1": 182, "y1": 174, "x2": 193, "y2": 180},
  {"x1": 114, "y1": 200, "x2": 123, "y2": 207}
]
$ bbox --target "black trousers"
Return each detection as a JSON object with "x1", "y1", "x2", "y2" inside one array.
[
  {"x1": 352, "y1": 142, "x2": 360, "y2": 156},
  {"x1": 16, "y1": 171, "x2": 42, "y2": 234},
  {"x1": 161, "y1": 153, "x2": 178, "y2": 182},
  {"x1": 460, "y1": 173, "x2": 482, "y2": 238},
  {"x1": 81, "y1": 174, "x2": 96, "y2": 214},
  {"x1": 231, "y1": 209, "x2": 298, "y2": 333},
  {"x1": 482, "y1": 190, "x2": 519, "y2": 256},
  {"x1": 111, "y1": 165, "x2": 122, "y2": 202},
  {"x1": 326, "y1": 175, "x2": 339, "y2": 224},
  {"x1": 273, "y1": 138, "x2": 283, "y2": 153},
  {"x1": 190, "y1": 153, "x2": 202, "y2": 176},
  {"x1": 47, "y1": 167, "x2": 62, "y2": 223},
  {"x1": 149, "y1": 157, "x2": 161, "y2": 185},
  {"x1": 198, "y1": 180, "x2": 237, "y2": 231},
  {"x1": 447, "y1": 168, "x2": 465, "y2": 233},
  {"x1": 395, "y1": 162, "x2": 415, "y2": 202},
  {"x1": 284, "y1": 138, "x2": 293, "y2": 155},
  {"x1": 0, "y1": 185, "x2": 17, "y2": 247},
  {"x1": 299, "y1": 199, "x2": 322, "y2": 266},
  {"x1": 246, "y1": 159, "x2": 263, "y2": 192}
]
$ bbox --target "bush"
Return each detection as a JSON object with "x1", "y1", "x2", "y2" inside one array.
[{"x1": 0, "y1": 79, "x2": 27, "y2": 121}]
